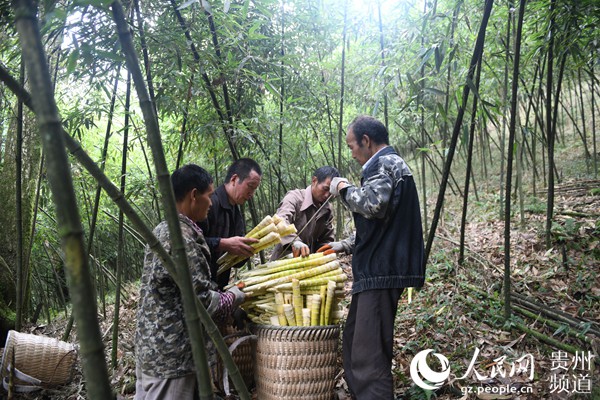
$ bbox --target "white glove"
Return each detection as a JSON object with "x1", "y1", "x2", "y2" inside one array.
[
  {"x1": 330, "y1": 177, "x2": 349, "y2": 197},
  {"x1": 227, "y1": 286, "x2": 246, "y2": 308},
  {"x1": 292, "y1": 240, "x2": 310, "y2": 257}
]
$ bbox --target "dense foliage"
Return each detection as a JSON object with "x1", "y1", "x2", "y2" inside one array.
[{"x1": 0, "y1": 0, "x2": 598, "y2": 396}]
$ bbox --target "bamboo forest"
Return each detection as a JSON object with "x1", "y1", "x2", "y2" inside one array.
[{"x1": 0, "y1": 0, "x2": 598, "y2": 398}]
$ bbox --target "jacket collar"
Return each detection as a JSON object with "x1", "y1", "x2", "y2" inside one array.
[
  {"x1": 300, "y1": 186, "x2": 316, "y2": 212},
  {"x1": 216, "y1": 184, "x2": 234, "y2": 210},
  {"x1": 362, "y1": 146, "x2": 396, "y2": 176}
]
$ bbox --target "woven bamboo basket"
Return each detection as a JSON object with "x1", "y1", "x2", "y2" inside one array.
[
  {"x1": 251, "y1": 324, "x2": 341, "y2": 400},
  {"x1": 0, "y1": 330, "x2": 77, "y2": 388},
  {"x1": 212, "y1": 324, "x2": 256, "y2": 395}
]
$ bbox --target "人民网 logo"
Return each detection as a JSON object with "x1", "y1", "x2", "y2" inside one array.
[{"x1": 410, "y1": 349, "x2": 451, "y2": 390}]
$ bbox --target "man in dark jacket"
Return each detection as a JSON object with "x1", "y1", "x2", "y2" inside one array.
[
  {"x1": 330, "y1": 115, "x2": 425, "y2": 399},
  {"x1": 199, "y1": 158, "x2": 262, "y2": 290}
]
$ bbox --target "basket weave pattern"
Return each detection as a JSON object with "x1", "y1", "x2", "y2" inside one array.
[
  {"x1": 212, "y1": 325, "x2": 256, "y2": 394},
  {"x1": 0, "y1": 330, "x2": 77, "y2": 387},
  {"x1": 252, "y1": 324, "x2": 340, "y2": 400}
]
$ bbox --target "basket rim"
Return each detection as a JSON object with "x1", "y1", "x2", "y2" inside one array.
[
  {"x1": 0, "y1": 330, "x2": 16, "y2": 378},
  {"x1": 249, "y1": 323, "x2": 340, "y2": 332}
]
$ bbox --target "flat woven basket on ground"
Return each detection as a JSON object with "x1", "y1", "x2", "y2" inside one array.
[
  {"x1": 0, "y1": 330, "x2": 77, "y2": 390},
  {"x1": 212, "y1": 324, "x2": 256, "y2": 395},
  {"x1": 251, "y1": 324, "x2": 341, "y2": 400}
]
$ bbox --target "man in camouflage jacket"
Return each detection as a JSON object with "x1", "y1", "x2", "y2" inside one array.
[
  {"x1": 135, "y1": 164, "x2": 245, "y2": 400},
  {"x1": 330, "y1": 116, "x2": 425, "y2": 399}
]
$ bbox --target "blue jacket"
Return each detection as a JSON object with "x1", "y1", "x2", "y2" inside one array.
[{"x1": 339, "y1": 146, "x2": 425, "y2": 294}]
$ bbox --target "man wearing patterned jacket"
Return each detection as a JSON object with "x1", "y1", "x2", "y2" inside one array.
[
  {"x1": 330, "y1": 115, "x2": 425, "y2": 399},
  {"x1": 135, "y1": 164, "x2": 245, "y2": 400}
]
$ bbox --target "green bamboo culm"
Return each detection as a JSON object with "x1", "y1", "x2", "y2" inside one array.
[
  {"x1": 111, "y1": 1, "x2": 212, "y2": 397},
  {"x1": 109, "y1": 1, "x2": 250, "y2": 399},
  {"x1": 112, "y1": 71, "x2": 132, "y2": 368},
  {"x1": 10, "y1": 0, "x2": 115, "y2": 398},
  {"x1": 0, "y1": 61, "x2": 251, "y2": 400}
]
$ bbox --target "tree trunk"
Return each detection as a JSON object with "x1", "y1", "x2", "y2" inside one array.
[
  {"x1": 336, "y1": 0, "x2": 348, "y2": 240},
  {"x1": 0, "y1": 66, "x2": 39, "y2": 344},
  {"x1": 424, "y1": 0, "x2": 494, "y2": 266},
  {"x1": 87, "y1": 66, "x2": 121, "y2": 258},
  {"x1": 498, "y1": 0, "x2": 513, "y2": 219},
  {"x1": 504, "y1": 0, "x2": 526, "y2": 320},
  {"x1": 589, "y1": 64, "x2": 598, "y2": 177},
  {"x1": 0, "y1": 64, "x2": 250, "y2": 397},
  {"x1": 112, "y1": 71, "x2": 131, "y2": 368},
  {"x1": 13, "y1": 0, "x2": 115, "y2": 397},
  {"x1": 377, "y1": 1, "x2": 388, "y2": 128},
  {"x1": 278, "y1": 0, "x2": 285, "y2": 202},
  {"x1": 545, "y1": 0, "x2": 555, "y2": 249},
  {"x1": 111, "y1": 2, "x2": 250, "y2": 398},
  {"x1": 577, "y1": 68, "x2": 590, "y2": 173},
  {"x1": 15, "y1": 59, "x2": 24, "y2": 331},
  {"x1": 419, "y1": 0, "x2": 429, "y2": 235},
  {"x1": 459, "y1": 55, "x2": 483, "y2": 265}
]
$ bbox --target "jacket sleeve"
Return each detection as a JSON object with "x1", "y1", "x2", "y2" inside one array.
[
  {"x1": 181, "y1": 225, "x2": 229, "y2": 318},
  {"x1": 275, "y1": 191, "x2": 298, "y2": 246},
  {"x1": 339, "y1": 169, "x2": 394, "y2": 219},
  {"x1": 340, "y1": 233, "x2": 355, "y2": 254}
]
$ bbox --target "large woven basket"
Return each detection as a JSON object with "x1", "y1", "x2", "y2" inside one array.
[
  {"x1": 212, "y1": 324, "x2": 256, "y2": 395},
  {"x1": 0, "y1": 330, "x2": 77, "y2": 390},
  {"x1": 251, "y1": 324, "x2": 341, "y2": 400}
]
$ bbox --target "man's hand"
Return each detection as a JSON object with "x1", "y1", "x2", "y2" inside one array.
[
  {"x1": 317, "y1": 241, "x2": 346, "y2": 255},
  {"x1": 219, "y1": 236, "x2": 259, "y2": 258},
  {"x1": 292, "y1": 240, "x2": 310, "y2": 257},
  {"x1": 227, "y1": 285, "x2": 246, "y2": 308},
  {"x1": 330, "y1": 177, "x2": 349, "y2": 197}
]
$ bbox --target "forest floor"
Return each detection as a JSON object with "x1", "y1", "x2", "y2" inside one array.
[{"x1": 2, "y1": 179, "x2": 599, "y2": 400}]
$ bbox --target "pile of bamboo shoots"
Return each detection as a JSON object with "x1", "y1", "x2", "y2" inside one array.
[
  {"x1": 230, "y1": 252, "x2": 348, "y2": 326},
  {"x1": 216, "y1": 215, "x2": 297, "y2": 276}
]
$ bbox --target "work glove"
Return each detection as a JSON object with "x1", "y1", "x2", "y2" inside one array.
[
  {"x1": 316, "y1": 241, "x2": 345, "y2": 255},
  {"x1": 292, "y1": 240, "x2": 310, "y2": 257},
  {"x1": 227, "y1": 285, "x2": 246, "y2": 309},
  {"x1": 329, "y1": 177, "x2": 349, "y2": 197},
  {"x1": 232, "y1": 308, "x2": 251, "y2": 331},
  {"x1": 317, "y1": 235, "x2": 354, "y2": 255}
]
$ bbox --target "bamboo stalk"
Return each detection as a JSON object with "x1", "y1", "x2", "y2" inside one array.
[
  {"x1": 513, "y1": 305, "x2": 592, "y2": 344},
  {"x1": 283, "y1": 304, "x2": 296, "y2": 326},
  {"x1": 0, "y1": 43, "x2": 252, "y2": 400},
  {"x1": 511, "y1": 294, "x2": 600, "y2": 337},
  {"x1": 311, "y1": 294, "x2": 321, "y2": 326},
  {"x1": 514, "y1": 322, "x2": 582, "y2": 356},
  {"x1": 302, "y1": 308, "x2": 311, "y2": 326},
  {"x1": 243, "y1": 253, "x2": 332, "y2": 278},
  {"x1": 110, "y1": 3, "x2": 247, "y2": 398},
  {"x1": 13, "y1": 0, "x2": 114, "y2": 396},
  {"x1": 292, "y1": 279, "x2": 303, "y2": 325},
  {"x1": 324, "y1": 280, "x2": 336, "y2": 325},
  {"x1": 319, "y1": 285, "x2": 327, "y2": 325},
  {"x1": 275, "y1": 292, "x2": 287, "y2": 326},
  {"x1": 242, "y1": 260, "x2": 340, "y2": 294}
]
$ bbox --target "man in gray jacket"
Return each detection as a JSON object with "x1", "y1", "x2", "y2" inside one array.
[
  {"x1": 330, "y1": 115, "x2": 425, "y2": 399},
  {"x1": 270, "y1": 166, "x2": 339, "y2": 260}
]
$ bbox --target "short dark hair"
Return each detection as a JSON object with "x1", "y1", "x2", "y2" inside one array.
[
  {"x1": 313, "y1": 166, "x2": 340, "y2": 183},
  {"x1": 348, "y1": 115, "x2": 389, "y2": 146},
  {"x1": 171, "y1": 164, "x2": 213, "y2": 202},
  {"x1": 225, "y1": 158, "x2": 262, "y2": 182}
]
